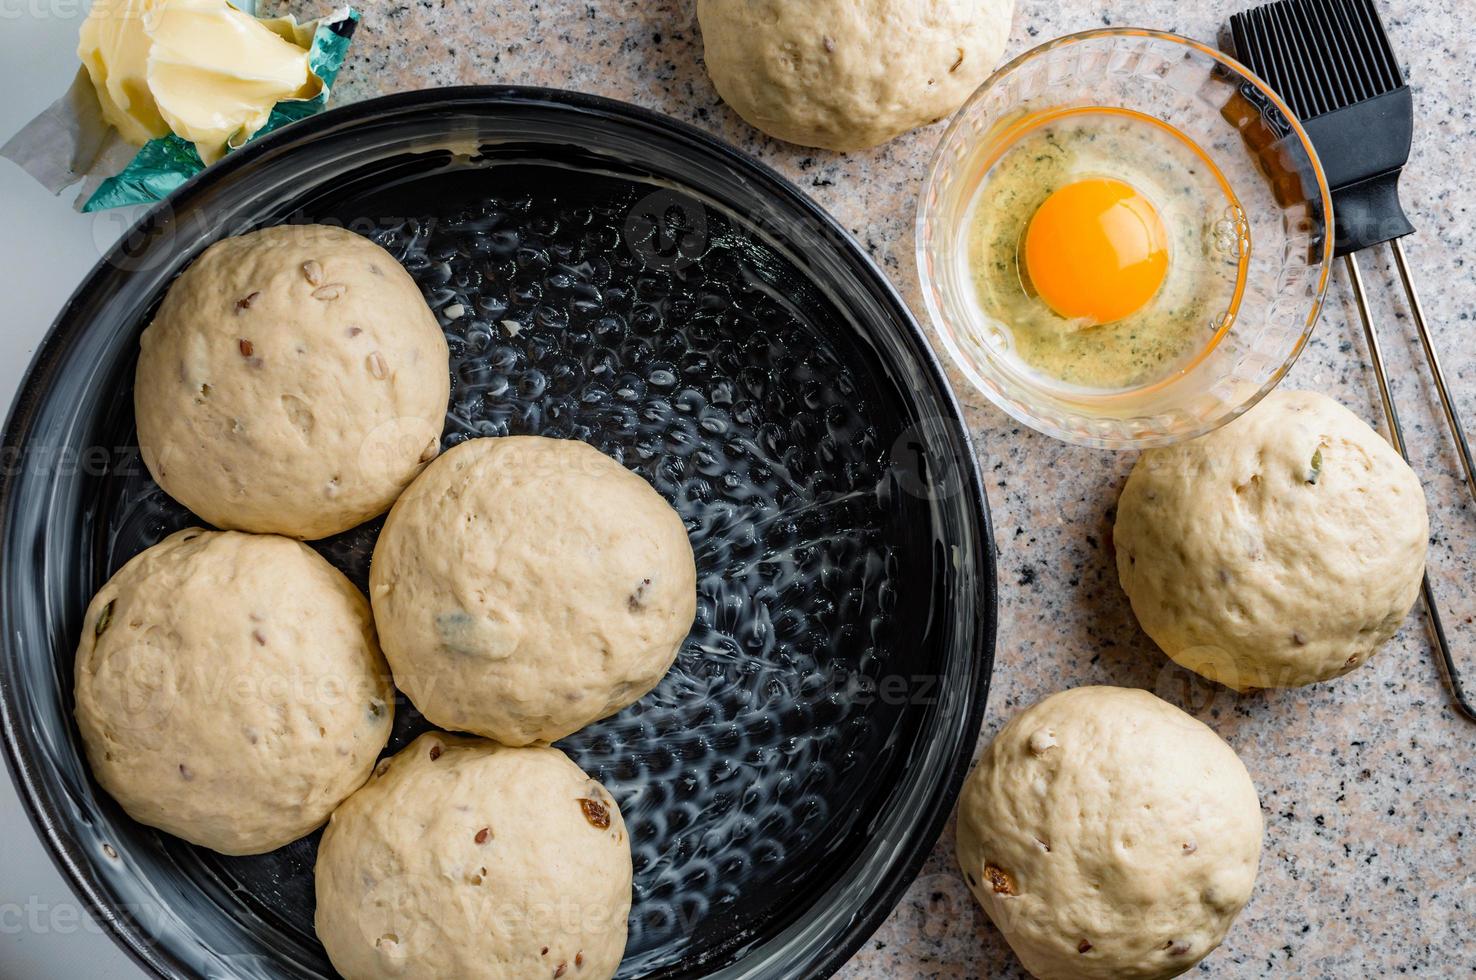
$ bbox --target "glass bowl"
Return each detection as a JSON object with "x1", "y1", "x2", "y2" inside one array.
[{"x1": 917, "y1": 29, "x2": 1335, "y2": 449}]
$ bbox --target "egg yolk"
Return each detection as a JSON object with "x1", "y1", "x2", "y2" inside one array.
[{"x1": 1022, "y1": 178, "x2": 1170, "y2": 325}]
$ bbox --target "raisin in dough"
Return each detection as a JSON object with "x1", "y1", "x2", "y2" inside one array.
[
  {"x1": 1114, "y1": 389, "x2": 1428, "y2": 690},
  {"x1": 315, "y1": 733, "x2": 631, "y2": 980},
  {"x1": 74, "y1": 529, "x2": 394, "y2": 855},
  {"x1": 369, "y1": 436, "x2": 697, "y2": 745},
  {"x1": 957, "y1": 686, "x2": 1263, "y2": 980},
  {"x1": 135, "y1": 224, "x2": 449, "y2": 539},
  {"x1": 697, "y1": 0, "x2": 1016, "y2": 151}
]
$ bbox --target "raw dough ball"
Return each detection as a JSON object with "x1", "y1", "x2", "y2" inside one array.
[
  {"x1": 136, "y1": 224, "x2": 450, "y2": 540},
  {"x1": 370, "y1": 436, "x2": 696, "y2": 745},
  {"x1": 74, "y1": 529, "x2": 394, "y2": 855},
  {"x1": 1115, "y1": 389, "x2": 1428, "y2": 691},
  {"x1": 697, "y1": 0, "x2": 1015, "y2": 151},
  {"x1": 315, "y1": 733, "x2": 631, "y2": 980},
  {"x1": 956, "y1": 686, "x2": 1263, "y2": 980}
]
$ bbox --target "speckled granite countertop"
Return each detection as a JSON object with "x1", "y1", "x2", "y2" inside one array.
[{"x1": 261, "y1": 1, "x2": 1476, "y2": 975}]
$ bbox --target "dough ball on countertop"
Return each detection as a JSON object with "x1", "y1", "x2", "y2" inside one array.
[
  {"x1": 314, "y1": 733, "x2": 631, "y2": 980},
  {"x1": 1114, "y1": 389, "x2": 1428, "y2": 691},
  {"x1": 73, "y1": 529, "x2": 394, "y2": 855},
  {"x1": 697, "y1": 0, "x2": 1016, "y2": 151},
  {"x1": 369, "y1": 436, "x2": 697, "y2": 746},
  {"x1": 135, "y1": 223, "x2": 450, "y2": 540},
  {"x1": 956, "y1": 686, "x2": 1263, "y2": 980}
]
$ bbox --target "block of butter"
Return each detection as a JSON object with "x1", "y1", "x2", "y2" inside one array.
[
  {"x1": 1, "y1": 2, "x2": 356, "y2": 210},
  {"x1": 79, "y1": 0, "x2": 317, "y2": 164}
]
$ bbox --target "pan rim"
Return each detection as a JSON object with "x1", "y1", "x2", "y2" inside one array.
[{"x1": 0, "y1": 84, "x2": 996, "y2": 980}]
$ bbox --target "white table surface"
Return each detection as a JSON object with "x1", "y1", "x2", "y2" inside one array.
[{"x1": 0, "y1": 8, "x2": 147, "y2": 980}]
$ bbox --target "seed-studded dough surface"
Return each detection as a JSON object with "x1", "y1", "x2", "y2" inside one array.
[
  {"x1": 1114, "y1": 389, "x2": 1428, "y2": 690},
  {"x1": 74, "y1": 529, "x2": 395, "y2": 855},
  {"x1": 135, "y1": 224, "x2": 449, "y2": 539},
  {"x1": 697, "y1": 0, "x2": 1016, "y2": 151},
  {"x1": 370, "y1": 436, "x2": 697, "y2": 745},
  {"x1": 314, "y1": 733, "x2": 631, "y2": 980},
  {"x1": 956, "y1": 686, "x2": 1263, "y2": 980}
]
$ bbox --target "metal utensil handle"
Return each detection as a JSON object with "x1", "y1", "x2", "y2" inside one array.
[
  {"x1": 1390, "y1": 238, "x2": 1476, "y2": 504},
  {"x1": 1344, "y1": 252, "x2": 1475, "y2": 722}
]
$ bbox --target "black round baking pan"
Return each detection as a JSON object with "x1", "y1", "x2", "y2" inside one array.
[{"x1": 0, "y1": 86, "x2": 995, "y2": 979}]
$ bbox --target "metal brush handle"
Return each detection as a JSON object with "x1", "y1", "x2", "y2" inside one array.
[
  {"x1": 1344, "y1": 249, "x2": 1475, "y2": 722},
  {"x1": 1390, "y1": 239, "x2": 1476, "y2": 497}
]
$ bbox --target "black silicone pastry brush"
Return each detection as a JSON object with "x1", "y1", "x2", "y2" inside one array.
[{"x1": 1230, "y1": 0, "x2": 1476, "y2": 722}]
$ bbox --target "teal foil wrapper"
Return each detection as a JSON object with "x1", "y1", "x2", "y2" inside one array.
[{"x1": 82, "y1": 7, "x2": 359, "y2": 213}]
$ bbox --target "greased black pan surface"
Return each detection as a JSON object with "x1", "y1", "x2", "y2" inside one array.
[{"x1": 0, "y1": 87, "x2": 994, "y2": 980}]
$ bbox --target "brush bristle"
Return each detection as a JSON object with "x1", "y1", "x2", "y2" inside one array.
[{"x1": 1231, "y1": 0, "x2": 1404, "y2": 120}]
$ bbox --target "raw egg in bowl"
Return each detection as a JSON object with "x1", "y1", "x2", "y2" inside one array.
[{"x1": 917, "y1": 29, "x2": 1334, "y2": 449}]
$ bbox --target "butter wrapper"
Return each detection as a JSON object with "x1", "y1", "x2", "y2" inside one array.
[{"x1": 0, "y1": 5, "x2": 358, "y2": 212}]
